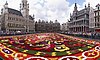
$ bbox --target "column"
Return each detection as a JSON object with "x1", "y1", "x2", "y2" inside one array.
[{"x1": 83, "y1": 26, "x2": 84, "y2": 32}]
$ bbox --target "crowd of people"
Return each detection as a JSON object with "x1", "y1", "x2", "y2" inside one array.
[{"x1": 63, "y1": 32, "x2": 100, "y2": 40}]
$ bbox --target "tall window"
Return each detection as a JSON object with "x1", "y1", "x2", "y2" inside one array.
[
  {"x1": 97, "y1": 24, "x2": 99, "y2": 27},
  {"x1": 95, "y1": 19, "x2": 96, "y2": 23},
  {"x1": 99, "y1": 6, "x2": 100, "y2": 10},
  {"x1": 99, "y1": 17, "x2": 100, "y2": 22},
  {"x1": 96, "y1": 18, "x2": 98, "y2": 22},
  {"x1": 98, "y1": 7, "x2": 99, "y2": 10},
  {"x1": 95, "y1": 23, "x2": 96, "y2": 27},
  {"x1": 96, "y1": 12, "x2": 98, "y2": 16},
  {"x1": 99, "y1": 11, "x2": 100, "y2": 15}
]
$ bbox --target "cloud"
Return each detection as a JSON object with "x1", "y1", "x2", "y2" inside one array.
[
  {"x1": 0, "y1": 0, "x2": 21, "y2": 13},
  {"x1": 0, "y1": 0, "x2": 100, "y2": 24},
  {"x1": 0, "y1": 0, "x2": 82, "y2": 24},
  {"x1": 29, "y1": 0, "x2": 70, "y2": 23}
]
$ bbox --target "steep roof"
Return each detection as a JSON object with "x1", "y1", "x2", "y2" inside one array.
[
  {"x1": 29, "y1": 15, "x2": 34, "y2": 20},
  {"x1": 8, "y1": 8, "x2": 23, "y2": 16},
  {"x1": 96, "y1": 4, "x2": 100, "y2": 7}
]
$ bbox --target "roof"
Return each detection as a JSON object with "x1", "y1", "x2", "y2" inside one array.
[
  {"x1": 76, "y1": 7, "x2": 89, "y2": 15},
  {"x1": 29, "y1": 15, "x2": 34, "y2": 20},
  {"x1": 8, "y1": 8, "x2": 23, "y2": 16},
  {"x1": 96, "y1": 4, "x2": 100, "y2": 7}
]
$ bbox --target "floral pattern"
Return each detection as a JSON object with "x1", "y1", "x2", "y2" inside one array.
[{"x1": 0, "y1": 33, "x2": 100, "y2": 60}]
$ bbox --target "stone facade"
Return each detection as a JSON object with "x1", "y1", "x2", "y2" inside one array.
[
  {"x1": 35, "y1": 20, "x2": 60, "y2": 33},
  {"x1": 61, "y1": 22, "x2": 69, "y2": 32},
  {"x1": 0, "y1": 0, "x2": 35, "y2": 33},
  {"x1": 94, "y1": 4, "x2": 100, "y2": 32},
  {"x1": 0, "y1": 15, "x2": 1, "y2": 31},
  {"x1": 68, "y1": 3, "x2": 90, "y2": 33},
  {"x1": 89, "y1": 7, "x2": 95, "y2": 32}
]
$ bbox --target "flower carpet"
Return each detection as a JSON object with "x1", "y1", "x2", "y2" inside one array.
[{"x1": 0, "y1": 33, "x2": 100, "y2": 60}]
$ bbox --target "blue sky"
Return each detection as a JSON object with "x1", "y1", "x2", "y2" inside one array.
[{"x1": 67, "y1": 0, "x2": 85, "y2": 6}]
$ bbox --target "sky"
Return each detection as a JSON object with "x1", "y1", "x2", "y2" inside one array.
[
  {"x1": 67, "y1": 0, "x2": 85, "y2": 6},
  {"x1": 0, "y1": 0, "x2": 100, "y2": 24}
]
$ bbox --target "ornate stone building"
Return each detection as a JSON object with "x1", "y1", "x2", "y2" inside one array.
[
  {"x1": 89, "y1": 7, "x2": 95, "y2": 32},
  {"x1": 35, "y1": 20, "x2": 60, "y2": 33},
  {"x1": 68, "y1": 3, "x2": 90, "y2": 33},
  {"x1": 94, "y1": 4, "x2": 100, "y2": 32},
  {"x1": 0, "y1": 0, "x2": 35, "y2": 33},
  {"x1": 61, "y1": 22, "x2": 69, "y2": 32}
]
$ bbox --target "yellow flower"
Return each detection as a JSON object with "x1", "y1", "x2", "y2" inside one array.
[
  {"x1": 23, "y1": 50, "x2": 28, "y2": 52},
  {"x1": 49, "y1": 58, "x2": 58, "y2": 60},
  {"x1": 35, "y1": 52, "x2": 42, "y2": 55},
  {"x1": 5, "y1": 40, "x2": 8, "y2": 42},
  {"x1": 87, "y1": 46, "x2": 92, "y2": 48},
  {"x1": 78, "y1": 49, "x2": 83, "y2": 52},
  {"x1": 61, "y1": 45, "x2": 65, "y2": 48},
  {"x1": 78, "y1": 56, "x2": 83, "y2": 60},
  {"x1": 54, "y1": 45, "x2": 70, "y2": 52},
  {"x1": 23, "y1": 54, "x2": 27, "y2": 57},
  {"x1": 1, "y1": 40, "x2": 4, "y2": 42},
  {"x1": 48, "y1": 41, "x2": 51, "y2": 44},
  {"x1": 8, "y1": 45, "x2": 12, "y2": 47},
  {"x1": 52, "y1": 52, "x2": 56, "y2": 56},
  {"x1": 66, "y1": 51, "x2": 72, "y2": 55}
]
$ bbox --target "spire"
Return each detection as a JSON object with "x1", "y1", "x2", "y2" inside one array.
[
  {"x1": 74, "y1": 3, "x2": 77, "y2": 12},
  {"x1": 33, "y1": 14, "x2": 35, "y2": 20},
  {"x1": 27, "y1": 3, "x2": 29, "y2": 9},
  {"x1": 88, "y1": 3, "x2": 90, "y2": 7},
  {"x1": 39, "y1": 19, "x2": 41, "y2": 23},
  {"x1": 70, "y1": 13, "x2": 71, "y2": 17},
  {"x1": 20, "y1": 0, "x2": 29, "y2": 18},
  {"x1": 4, "y1": 1, "x2": 8, "y2": 8},
  {"x1": 55, "y1": 20, "x2": 58, "y2": 23},
  {"x1": 20, "y1": 3, "x2": 21, "y2": 11},
  {"x1": 5, "y1": 1, "x2": 8, "y2": 5},
  {"x1": 85, "y1": 4, "x2": 86, "y2": 8},
  {"x1": 33, "y1": 14, "x2": 34, "y2": 17},
  {"x1": 75, "y1": 3, "x2": 77, "y2": 7}
]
